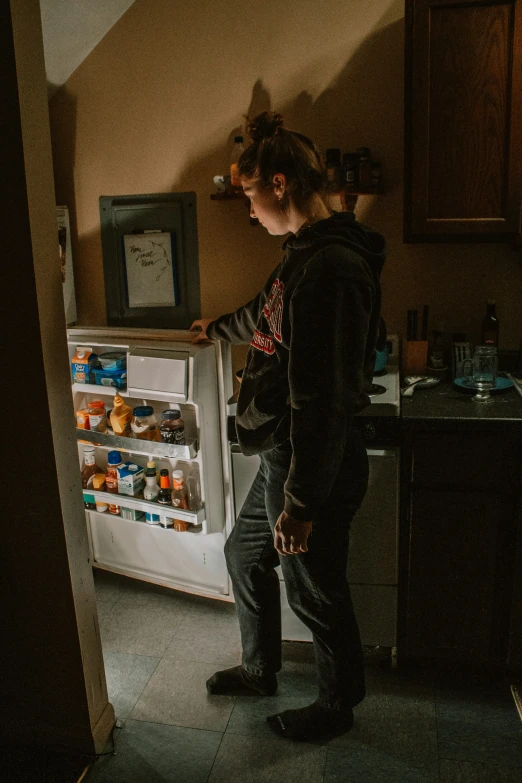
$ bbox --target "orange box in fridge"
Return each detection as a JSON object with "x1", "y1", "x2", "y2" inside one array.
[
  {"x1": 71, "y1": 346, "x2": 98, "y2": 384},
  {"x1": 76, "y1": 409, "x2": 90, "y2": 429}
]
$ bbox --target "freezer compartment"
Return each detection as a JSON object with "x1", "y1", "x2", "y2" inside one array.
[
  {"x1": 127, "y1": 348, "x2": 189, "y2": 399},
  {"x1": 89, "y1": 512, "x2": 229, "y2": 596}
]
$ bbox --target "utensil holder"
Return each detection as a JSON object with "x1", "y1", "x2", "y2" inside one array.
[{"x1": 403, "y1": 340, "x2": 428, "y2": 375}]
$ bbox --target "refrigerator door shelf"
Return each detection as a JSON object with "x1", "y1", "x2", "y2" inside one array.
[
  {"x1": 77, "y1": 429, "x2": 198, "y2": 460},
  {"x1": 83, "y1": 490, "x2": 205, "y2": 530},
  {"x1": 72, "y1": 382, "x2": 129, "y2": 397}
]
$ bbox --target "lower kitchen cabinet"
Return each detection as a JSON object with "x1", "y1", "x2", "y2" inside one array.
[{"x1": 400, "y1": 425, "x2": 522, "y2": 669}]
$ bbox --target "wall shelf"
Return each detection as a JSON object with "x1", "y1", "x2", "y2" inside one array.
[
  {"x1": 210, "y1": 187, "x2": 380, "y2": 214},
  {"x1": 210, "y1": 190, "x2": 245, "y2": 201}
]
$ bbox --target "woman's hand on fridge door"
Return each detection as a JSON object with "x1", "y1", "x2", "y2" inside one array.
[
  {"x1": 274, "y1": 512, "x2": 312, "y2": 556},
  {"x1": 190, "y1": 319, "x2": 214, "y2": 344}
]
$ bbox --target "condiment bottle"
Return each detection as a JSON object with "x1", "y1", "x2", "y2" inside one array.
[
  {"x1": 481, "y1": 300, "x2": 499, "y2": 347},
  {"x1": 157, "y1": 469, "x2": 174, "y2": 528},
  {"x1": 105, "y1": 450, "x2": 123, "y2": 515},
  {"x1": 81, "y1": 445, "x2": 100, "y2": 509},
  {"x1": 171, "y1": 470, "x2": 189, "y2": 532},
  {"x1": 144, "y1": 460, "x2": 160, "y2": 525},
  {"x1": 230, "y1": 135, "x2": 245, "y2": 188},
  {"x1": 187, "y1": 472, "x2": 201, "y2": 511},
  {"x1": 160, "y1": 409, "x2": 185, "y2": 445},
  {"x1": 93, "y1": 473, "x2": 108, "y2": 512},
  {"x1": 88, "y1": 400, "x2": 107, "y2": 433},
  {"x1": 110, "y1": 394, "x2": 133, "y2": 437}
]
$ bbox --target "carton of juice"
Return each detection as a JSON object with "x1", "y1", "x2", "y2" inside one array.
[
  {"x1": 72, "y1": 346, "x2": 98, "y2": 384},
  {"x1": 117, "y1": 462, "x2": 145, "y2": 497}
]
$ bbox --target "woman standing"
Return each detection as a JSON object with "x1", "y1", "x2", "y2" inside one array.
[{"x1": 191, "y1": 112, "x2": 385, "y2": 741}]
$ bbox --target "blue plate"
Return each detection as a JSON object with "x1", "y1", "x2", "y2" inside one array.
[{"x1": 453, "y1": 376, "x2": 513, "y2": 394}]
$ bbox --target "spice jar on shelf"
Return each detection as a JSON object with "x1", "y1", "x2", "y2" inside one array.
[
  {"x1": 230, "y1": 135, "x2": 245, "y2": 188},
  {"x1": 356, "y1": 147, "x2": 372, "y2": 189},
  {"x1": 342, "y1": 153, "x2": 359, "y2": 190},
  {"x1": 325, "y1": 148, "x2": 342, "y2": 190}
]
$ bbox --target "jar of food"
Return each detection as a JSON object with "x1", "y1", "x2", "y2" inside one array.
[
  {"x1": 131, "y1": 406, "x2": 160, "y2": 441},
  {"x1": 160, "y1": 409, "x2": 185, "y2": 445},
  {"x1": 88, "y1": 400, "x2": 107, "y2": 433}
]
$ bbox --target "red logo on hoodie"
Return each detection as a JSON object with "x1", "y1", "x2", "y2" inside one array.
[
  {"x1": 251, "y1": 329, "x2": 275, "y2": 355},
  {"x1": 263, "y1": 279, "x2": 284, "y2": 342}
]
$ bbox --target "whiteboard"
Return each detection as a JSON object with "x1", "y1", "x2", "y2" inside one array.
[{"x1": 123, "y1": 232, "x2": 178, "y2": 308}]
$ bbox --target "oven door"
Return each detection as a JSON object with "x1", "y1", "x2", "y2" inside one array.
[{"x1": 348, "y1": 447, "x2": 399, "y2": 647}]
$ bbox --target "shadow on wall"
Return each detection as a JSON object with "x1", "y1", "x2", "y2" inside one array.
[
  {"x1": 50, "y1": 12, "x2": 522, "y2": 349},
  {"x1": 52, "y1": 17, "x2": 403, "y2": 337}
]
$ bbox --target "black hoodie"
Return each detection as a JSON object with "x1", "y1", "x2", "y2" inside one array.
[{"x1": 207, "y1": 212, "x2": 386, "y2": 522}]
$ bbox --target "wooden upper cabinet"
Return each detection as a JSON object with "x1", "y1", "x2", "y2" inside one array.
[{"x1": 404, "y1": 0, "x2": 522, "y2": 241}]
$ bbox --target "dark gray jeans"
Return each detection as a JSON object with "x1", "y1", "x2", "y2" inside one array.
[{"x1": 225, "y1": 432, "x2": 369, "y2": 710}]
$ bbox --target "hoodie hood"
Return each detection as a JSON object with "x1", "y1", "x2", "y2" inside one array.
[{"x1": 283, "y1": 211, "x2": 386, "y2": 278}]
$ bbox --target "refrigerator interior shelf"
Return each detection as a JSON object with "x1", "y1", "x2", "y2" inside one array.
[
  {"x1": 77, "y1": 429, "x2": 198, "y2": 459},
  {"x1": 72, "y1": 382, "x2": 129, "y2": 397},
  {"x1": 83, "y1": 490, "x2": 205, "y2": 526}
]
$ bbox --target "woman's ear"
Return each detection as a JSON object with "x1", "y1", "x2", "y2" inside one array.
[{"x1": 272, "y1": 173, "x2": 287, "y2": 199}]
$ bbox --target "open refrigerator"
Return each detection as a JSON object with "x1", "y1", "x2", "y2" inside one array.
[{"x1": 69, "y1": 327, "x2": 235, "y2": 600}]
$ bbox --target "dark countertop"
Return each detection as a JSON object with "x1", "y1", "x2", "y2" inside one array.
[{"x1": 401, "y1": 379, "x2": 522, "y2": 422}]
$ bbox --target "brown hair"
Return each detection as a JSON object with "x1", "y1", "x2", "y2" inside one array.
[{"x1": 238, "y1": 112, "x2": 327, "y2": 211}]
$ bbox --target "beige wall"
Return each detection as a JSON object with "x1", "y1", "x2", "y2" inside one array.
[{"x1": 49, "y1": 0, "x2": 522, "y2": 354}]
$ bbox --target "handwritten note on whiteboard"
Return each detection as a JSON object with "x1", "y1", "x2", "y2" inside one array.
[{"x1": 123, "y1": 233, "x2": 179, "y2": 308}]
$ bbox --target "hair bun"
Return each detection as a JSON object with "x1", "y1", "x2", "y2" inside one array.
[{"x1": 246, "y1": 111, "x2": 284, "y2": 143}]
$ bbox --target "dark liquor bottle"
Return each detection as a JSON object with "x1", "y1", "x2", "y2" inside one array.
[{"x1": 481, "y1": 300, "x2": 499, "y2": 347}]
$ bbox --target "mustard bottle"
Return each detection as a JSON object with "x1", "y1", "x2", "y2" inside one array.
[{"x1": 110, "y1": 394, "x2": 133, "y2": 437}]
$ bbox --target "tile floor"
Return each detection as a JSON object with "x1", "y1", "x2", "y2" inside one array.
[{"x1": 86, "y1": 570, "x2": 522, "y2": 783}]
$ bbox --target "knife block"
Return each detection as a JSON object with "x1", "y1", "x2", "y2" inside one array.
[{"x1": 403, "y1": 340, "x2": 428, "y2": 375}]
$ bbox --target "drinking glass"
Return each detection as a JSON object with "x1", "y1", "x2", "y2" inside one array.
[{"x1": 462, "y1": 346, "x2": 498, "y2": 402}]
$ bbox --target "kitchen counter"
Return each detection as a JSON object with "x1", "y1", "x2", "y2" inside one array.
[{"x1": 401, "y1": 378, "x2": 522, "y2": 422}]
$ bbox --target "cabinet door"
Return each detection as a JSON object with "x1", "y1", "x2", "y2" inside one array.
[
  {"x1": 406, "y1": 489, "x2": 502, "y2": 663},
  {"x1": 404, "y1": 0, "x2": 522, "y2": 241},
  {"x1": 507, "y1": 501, "x2": 522, "y2": 668}
]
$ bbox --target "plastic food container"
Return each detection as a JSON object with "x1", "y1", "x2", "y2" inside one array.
[
  {"x1": 131, "y1": 406, "x2": 160, "y2": 441},
  {"x1": 98, "y1": 351, "x2": 127, "y2": 370},
  {"x1": 92, "y1": 367, "x2": 127, "y2": 390}
]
